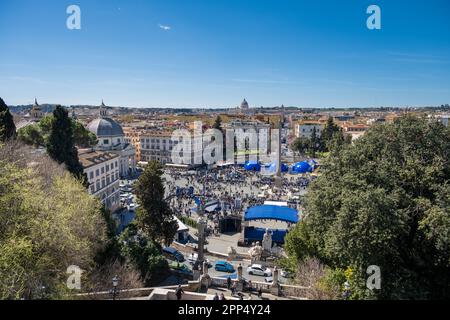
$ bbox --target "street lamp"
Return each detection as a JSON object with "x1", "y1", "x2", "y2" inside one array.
[{"x1": 112, "y1": 275, "x2": 119, "y2": 300}]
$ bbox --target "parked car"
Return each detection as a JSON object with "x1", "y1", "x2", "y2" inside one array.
[
  {"x1": 264, "y1": 276, "x2": 273, "y2": 283},
  {"x1": 214, "y1": 261, "x2": 235, "y2": 273},
  {"x1": 162, "y1": 247, "x2": 185, "y2": 262},
  {"x1": 187, "y1": 253, "x2": 212, "y2": 267},
  {"x1": 246, "y1": 264, "x2": 272, "y2": 277},
  {"x1": 280, "y1": 269, "x2": 292, "y2": 278},
  {"x1": 169, "y1": 262, "x2": 192, "y2": 275}
]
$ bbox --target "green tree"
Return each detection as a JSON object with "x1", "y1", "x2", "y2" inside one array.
[
  {"x1": 17, "y1": 123, "x2": 44, "y2": 147},
  {"x1": 310, "y1": 127, "x2": 319, "y2": 158},
  {"x1": 18, "y1": 114, "x2": 97, "y2": 148},
  {"x1": 0, "y1": 142, "x2": 107, "y2": 299},
  {"x1": 285, "y1": 115, "x2": 450, "y2": 299},
  {"x1": 213, "y1": 115, "x2": 222, "y2": 131},
  {"x1": 321, "y1": 116, "x2": 344, "y2": 152},
  {"x1": 72, "y1": 120, "x2": 98, "y2": 148},
  {"x1": 118, "y1": 226, "x2": 169, "y2": 285},
  {"x1": 0, "y1": 97, "x2": 16, "y2": 141},
  {"x1": 46, "y1": 105, "x2": 85, "y2": 181},
  {"x1": 291, "y1": 137, "x2": 310, "y2": 157},
  {"x1": 135, "y1": 161, "x2": 178, "y2": 245}
]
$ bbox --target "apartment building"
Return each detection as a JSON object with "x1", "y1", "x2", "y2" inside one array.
[
  {"x1": 78, "y1": 149, "x2": 121, "y2": 212},
  {"x1": 295, "y1": 120, "x2": 325, "y2": 139}
]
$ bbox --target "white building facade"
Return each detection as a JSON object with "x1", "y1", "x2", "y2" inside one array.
[
  {"x1": 295, "y1": 121, "x2": 325, "y2": 139},
  {"x1": 79, "y1": 150, "x2": 121, "y2": 212}
]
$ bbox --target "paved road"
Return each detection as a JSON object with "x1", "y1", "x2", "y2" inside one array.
[{"x1": 168, "y1": 252, "x2": 289, "y2": 284}]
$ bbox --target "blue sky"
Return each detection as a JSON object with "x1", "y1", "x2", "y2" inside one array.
[{"x1": 0, "y1": 0, "x2": 449, "y2": 108}]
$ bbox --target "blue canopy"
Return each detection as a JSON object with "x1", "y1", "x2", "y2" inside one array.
[
  {"x1": 244, "y1": 161, "x2": 261, "y2": 171},
  {"x1": 244, "y1": 205, "x2": 298, "y2": 223},
  {"x1": 292, "y1": 161, "x2": 312, "y2": 173},
  {"x1": 244, "y1": 227, "x2": 288, "y2": 244}
]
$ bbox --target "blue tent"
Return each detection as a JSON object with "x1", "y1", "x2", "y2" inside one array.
[
  {"x1": 244, "y1": 227, "x2": 288, "y2": 245},
  {"x1": 244, "y1": 205, "x2": 298, "y2": 223},
  {"x1": 266, "y1": 162, "x2": 289, "y2": 173},
  {"x1": 292, "y1": 161, "x2": 312, "y2": 174},
  {"x1": 244, "y1": 161, "x2": 261, "y2": 171}
]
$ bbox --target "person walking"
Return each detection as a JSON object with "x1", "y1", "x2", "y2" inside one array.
[
  {"x1": 175, "y1": 285, "x2": 184, "y2": 301},
  {"x1": 231, "y1": 282, "x2": 237, "y2": 296},
  {"x1": 227, "y1": 276, "x2": 232, "y2": 290},
  {"x1": 258, "y1": 287, "x2": 262, "y2": 298},
  {"x1": 213, "y1": 293, "x2": 219, "y2": 300}
]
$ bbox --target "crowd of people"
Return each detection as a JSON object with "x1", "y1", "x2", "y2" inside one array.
[{"x1": 163, "y1": 165, "x2": 314, "y2": 234}]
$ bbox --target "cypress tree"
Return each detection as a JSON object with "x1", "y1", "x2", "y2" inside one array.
[
  {"x1": 0, "y1": 97, "x2": 16, "y2": 141},
  {"x1": 46, "y1": 105, "x2": 85, "y2": 181},
  {"x1": 135, "y1": 161, "x2": 178, "y2": 245}
]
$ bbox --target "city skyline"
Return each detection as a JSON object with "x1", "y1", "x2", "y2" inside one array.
[{"x1": 1, "y1": 0, "x2": 450, "y2": 108}]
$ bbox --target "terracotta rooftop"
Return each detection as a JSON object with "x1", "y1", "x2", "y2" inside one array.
[{"x1": 78, "y1": 150, "x2": 119, "y2": 169}]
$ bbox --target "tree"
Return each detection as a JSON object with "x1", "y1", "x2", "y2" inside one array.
[
  {"x1": 46, "y1": 105, "x2": 85, "y2": 181},
  {"x1": 212, "y1": 115, "x2": 226, "y2": 161},
  {"x1": 310, "y1": 127, "x2": 319, "y2": 158},
  {"x1": 0, "y1": 97, "x2": 16, "y2": 141},
  {"x1": 17, "y1": 123, "x2": 44, "y2": 147},
  {"x1": 18, "y1": 114, "x2": 97, "y2": 148},
  {"x1": 321, "y1": 116, "x2": 344, "y2": 152},
  {"x1": 285, "y1": 115, "x2": 450, "y2": 299},
  {"x1": 213, "y1": 115, "x2": 222, "y2": 131},
  {"x1": 135, "y1": 161, "x2": 178, "y2": 245},
  {"x1": 72, "y1": 120, "x2": 98, "y2": 148},
  {"x1": 291, "y1": 137, "x2": 310, "y2": 157},
  {"x1": 0, "y1": 141, "x2": 107, "y2": 299},
  {"x1": 118, "y1": 226, "x2": 169, "y2": 285}
]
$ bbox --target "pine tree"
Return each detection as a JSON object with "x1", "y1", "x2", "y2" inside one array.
[
  {"x1": 310, "y1": 127, "x2": 318, "y2": 158},
  {"x1": 0, "y1": 97, "x2": 16, "y2": 141},
  {"x1": 135, "y1": 161, "x2": 178, "y2": 245},
  {"x1": 46, "y1": 105, "x2": 85, "y2": 181},
  {"x1": 213, "y1": 115, "x2": 222, "y2": 131},
  {"x1": 321, "y1": 116, "x2": 343, "y2": 151}
]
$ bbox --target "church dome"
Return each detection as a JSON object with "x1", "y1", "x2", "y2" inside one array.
[
  {"x1": 87, "y1": 117, "x2": 124, "y2": 137},
  {"x1": 240, "y1": 99, "x2": 249, "y2": 109}
]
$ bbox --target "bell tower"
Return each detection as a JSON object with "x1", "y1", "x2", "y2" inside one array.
[{"x1": 99, "y1": 100, "x2": 107, "y2": 117}]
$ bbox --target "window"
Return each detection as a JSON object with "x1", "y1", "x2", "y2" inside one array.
[
  {"x1": 96, "y1": 181, "x2": 100, "y2": 190},
  {"x1": 101, "y1": 167, "x2": 105, "y2": 174},
  {"x1": 89, "y1": 172, "x2": 94, "y2": 179},
  {"x1": 106, "y1": 164, "x2": 109, "y2": 172},
  {"x1": 96, "y1": 169, "x2": 99, "y2": 177},
  {"x1": 101, "y1": 179, "x2": 105, "y2": 188},
  {"x1": 103, "y1": 139, "x2": 109, "y2": 144},
  {"x1": 90, "y1": 185, "x2": 95, "y2": 193}
]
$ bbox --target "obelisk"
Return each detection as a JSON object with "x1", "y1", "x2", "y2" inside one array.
[{"x1": 274, "y1": 113, "x2": 283, "y2": 188}]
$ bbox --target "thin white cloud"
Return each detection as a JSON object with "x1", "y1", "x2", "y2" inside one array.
[{"x1": 158, "y1": 24, "x2": 171, "y2": 31}]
